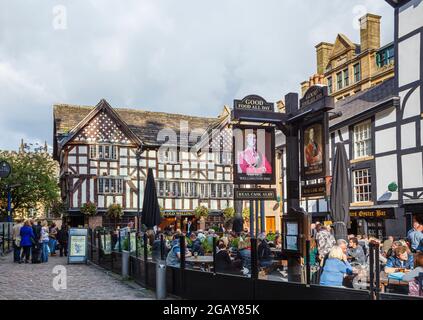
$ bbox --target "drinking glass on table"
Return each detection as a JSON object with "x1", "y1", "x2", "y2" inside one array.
[{"x1": 194, "y1": 251, "x2": 198, "y2": 259}]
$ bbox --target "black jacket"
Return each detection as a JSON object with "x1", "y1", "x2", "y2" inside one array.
[
  {"x1": 57, "y1": 228, "x2": 69, "y2": 243},
  {"x1": 215, "y1": 249, "x2": 233, "y2": 272},
  {"x1": 32, "y1": 225, "x2": 42, "y2": 242},
  {"x1": 258, "y1": 240, "x2": 272, "y2": 261}
]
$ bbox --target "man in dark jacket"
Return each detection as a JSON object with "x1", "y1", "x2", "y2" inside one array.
[
  {"x1": 257, "y1": 233, "x2": 272, "y2": 268},
  {"x1": 189, "y1": 233, "x2": 204, "y2": 256},
  {"x1": 57, "y1": 224, "x2": 69, "y2": 257},
  {"x1": 31, "y1": 220, "x2": 42, "y2": 263}
]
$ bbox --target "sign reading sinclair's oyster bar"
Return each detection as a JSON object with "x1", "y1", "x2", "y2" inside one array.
[{"x1": 233, "y1": 95, "x2": 274, "y2": 120}]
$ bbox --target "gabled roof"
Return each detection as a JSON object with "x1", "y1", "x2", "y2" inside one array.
[
  {"x1": 330, "y1": 78, "x2": 398, "y2": 128},
  {"x1": 331, "y1": 34, "x2": 356, "y2": 58},
  {"x1": 53, "y1": 99, "x2": 223, "y2": 154}
]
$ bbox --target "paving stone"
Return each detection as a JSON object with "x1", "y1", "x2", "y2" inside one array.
[{"x1": 0, "y1": 254, "x2": 155, "y2": 300}]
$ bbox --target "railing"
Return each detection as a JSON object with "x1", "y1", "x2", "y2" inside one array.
[
  {"x1": 0, "y1": 222, "x2": 14, "y2": 256},
  {"x1": 86, "y1": 230, "x2": 422, "y2": 300}
]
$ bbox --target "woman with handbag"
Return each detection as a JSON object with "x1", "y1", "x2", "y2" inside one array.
[{"x1": 19, "y1": 219, "x2": 35, "y2": 264}]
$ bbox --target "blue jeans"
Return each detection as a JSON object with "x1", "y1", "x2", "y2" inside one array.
[
  {"x1": 41, "y1": 241, "x2": 49, "y2": 262},
  {"x1": 239, "y1": 249, "x2": 251, "y2": 270},
  {"x1": 13, "y1": 241, "x2": 21, "y2": 262},
  {"x1": 49, "y1": 239, "x2": 57, "y2": 255}
]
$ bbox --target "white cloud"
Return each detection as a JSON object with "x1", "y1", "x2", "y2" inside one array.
[{"x1": 0, "y1": 0, "x2": 395, "y2": 150}]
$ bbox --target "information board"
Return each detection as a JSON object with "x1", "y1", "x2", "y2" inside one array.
[{"x1": 67, "y1": 228, "x2": 88, "y2": 264}]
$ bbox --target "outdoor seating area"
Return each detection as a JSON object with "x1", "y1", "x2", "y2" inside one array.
[{"x1": 87, "y1": 225, "x2": 423, "y2": 300}]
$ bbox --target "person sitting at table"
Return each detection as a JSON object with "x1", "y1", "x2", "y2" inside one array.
[
  {"x1": 238, "y1": 235, "x2": 252, "y2": 275},
  {"x1": 166, "y1": 235, "x2": 192, "y2": 268},
  {"x1": 384, "y1": 246, "x2": 414, "y2": 274},
  {"x1": 319, "y1": 246, "x2": 353, "y2": 287},
  {"x1": 215, "y1": 240, "x2": 238, "y2": 274},
  {"x1": 257, "y1": 233, "x2": 273, "y2": 269},
  {"x1": 347, "y1": 237, "x2": 366, "y2": 265},
  {"x1": 189, "y1": 232, "x2": 204, "y2": 256},
  {"x1": 402, "y1": 252, "x2": 423, "y2": 297}
]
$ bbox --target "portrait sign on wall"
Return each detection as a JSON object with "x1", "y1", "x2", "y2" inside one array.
[{"x1": 233, "y1": 125, "x2": 275, "y2": 185}]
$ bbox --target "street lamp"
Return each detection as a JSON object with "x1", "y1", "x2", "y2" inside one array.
[{"x1": 6, "y1": 183, "x2": 20, "y2": 222}]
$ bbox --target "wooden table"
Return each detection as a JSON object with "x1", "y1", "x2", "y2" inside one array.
[
  {"x1": 186, "y1": 256, "x2": 214, "y2": 271},
  {"x1": 379, "y1": 271, "x2": 409, "y2": 293}
]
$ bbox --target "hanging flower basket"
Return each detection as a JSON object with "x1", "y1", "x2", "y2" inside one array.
[
  {"x1": 223, "y1": 207, "x2": 235, "y2": 223},
  {"x1": 81, "y1": 202, "x2": 97, "y2": 216},
  {"x1": 106, "y1": 203, "x2": 124, "y2": 219},
  {"x1": 194, "y1": 205, "x2": 209, "y2": 220}
]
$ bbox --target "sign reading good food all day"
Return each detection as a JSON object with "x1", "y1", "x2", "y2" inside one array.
[{"x1": 233, "y1": 95, "x2": 278, "y2": 123}]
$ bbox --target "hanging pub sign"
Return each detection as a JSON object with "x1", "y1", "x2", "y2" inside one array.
[
  {"x1": 233, "y1": 125, "x2": 276, "y2": 185},
  {"x1": 67, "y1": 228, "x2": 88, "y2": 264},
  {"x1": 299, "y1": 85, "x2": 332, "y2": 198},
  {"x1": 234, "y1": 188, "x2": 277, "y2": 201},
  {"x1": 233, "y1": 95, "x2": 273, "y2": 116}
]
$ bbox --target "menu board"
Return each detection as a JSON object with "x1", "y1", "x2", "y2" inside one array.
[
  {"x1": 285, "y1": 221, "x2": 299, "y2": 252},
  {"x1": 67, "y1": 228, "x2": 88, "y2": 264}
]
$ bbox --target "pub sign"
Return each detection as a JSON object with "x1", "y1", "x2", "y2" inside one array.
[{"x1": 233, "y1": 125, "x2": 276, "y2": 185}]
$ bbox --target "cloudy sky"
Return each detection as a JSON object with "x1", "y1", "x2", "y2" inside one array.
[{"x1": 0, "y1": 0, "x2": 394, "y2": 151}]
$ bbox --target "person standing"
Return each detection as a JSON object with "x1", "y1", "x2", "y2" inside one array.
[
  {"x1": 57, "y1": 224, "x2": 69, "y2": 257},
  {"x1": 40, "y1": 220, "x2": 50, "y2": 263},
  {"x1": 407, "y1": 215, "x2": 423, "y2": 253},
  {"x1": 12, "y1": 219, "x2": 23, "y2": 263},
  {"x1": 31, "y1": 220, "x2": 42, "y2": 263},
  {"x1": 49, "y1": 222, "x2": 58, "y2": 256},
  {"x1": 315, "y1": 225, "x2": 336, "y2": 264},
  {"x1": 19, "y1": 220, "x2": 34, "y2": 264}
]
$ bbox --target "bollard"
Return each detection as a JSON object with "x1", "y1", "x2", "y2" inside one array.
[
  {"x1": 122, "y1": 250, "x2": 129, "y2": 279},
  {"x1": 160, "y1": 234, "x2": 165, "y2": 260},
  {"x1": 156, "y1": 260, "x2": 167, "y2": 299}
]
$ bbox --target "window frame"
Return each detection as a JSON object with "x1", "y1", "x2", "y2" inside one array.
[
  {"x1": 336, "y1": 72, "x2": 343, "y2": 90},
  {"x1": 353, "y1": 120, "x2": 372, "y2": 159},
  {"x1": 353, "y1": 63, "x2": 361, "y2": 83},
  {"x1": 352, "y1": 168, "x2": 372, "y2": 203},
  {"x1": 98, "y1": 177, "x2": 124, "y2": 195},
  {"x1": 89, "y1": 144, "x2": 118, "y2": 161},
  {"x1": 327, "y1": 76, "x2": 333, "y2": 94}
]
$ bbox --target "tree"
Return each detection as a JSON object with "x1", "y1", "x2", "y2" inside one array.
[{"x1": 0, "y1": 150, "x2": 60, "y2": 219}]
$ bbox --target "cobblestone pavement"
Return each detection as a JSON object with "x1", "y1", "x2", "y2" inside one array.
[{"x1": 0, "y1": 254, "x2": 155, "y2": 300}]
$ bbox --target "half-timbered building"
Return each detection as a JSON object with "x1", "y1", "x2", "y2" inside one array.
[
  {"x1": 53, "y1": 99, "x2": 234, "y2": 229},
  {"x1": 386, "y1": 0, "x2": 423, "y2": 230}
]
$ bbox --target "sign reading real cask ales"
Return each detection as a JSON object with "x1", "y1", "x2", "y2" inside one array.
[{"x1": 234, "y1": 188, "x2": 277, "y2": 201}]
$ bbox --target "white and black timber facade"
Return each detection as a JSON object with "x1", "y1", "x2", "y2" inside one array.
[{"x1": 53, "y1": 99, "x2": 234, "y2": 229}]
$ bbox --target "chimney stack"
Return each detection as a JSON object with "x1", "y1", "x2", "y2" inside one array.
[
  {"x1": 315, "y1": 42, "x2": 334, "y2": 75},
  {"x1": 360, "y1": 13, "x2": 381, "y2": 52}
]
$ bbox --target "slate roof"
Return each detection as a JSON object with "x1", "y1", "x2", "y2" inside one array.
[
  {"x1": 53, "y1": 102, "x2": 220, "y2": 147},
  {"x1": 329, "y1": 77, "x2": 397, "y2": 128}
]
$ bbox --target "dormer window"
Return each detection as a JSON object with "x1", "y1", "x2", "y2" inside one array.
[{"x1": 89, "y1": 144, "x2": 117, "y2": 160}]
